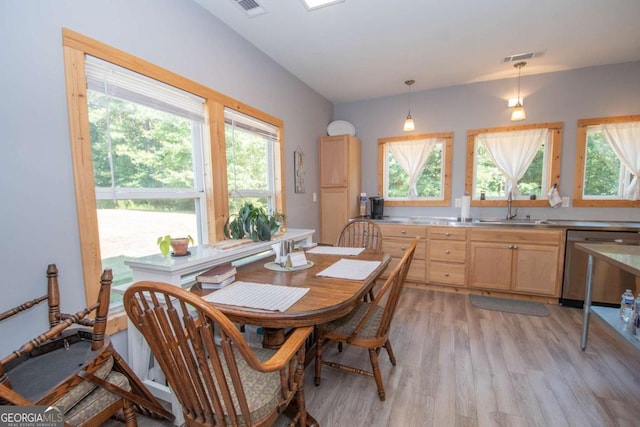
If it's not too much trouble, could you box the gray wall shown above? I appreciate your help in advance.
[334,61,640,221]
[0,0,331,356]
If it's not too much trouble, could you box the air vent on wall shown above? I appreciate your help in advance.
[502,51,545,63]
[232,0,268,17]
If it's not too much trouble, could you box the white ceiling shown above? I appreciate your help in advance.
[193,0,640,103]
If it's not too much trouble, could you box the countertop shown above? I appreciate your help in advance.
[372,216,640,231]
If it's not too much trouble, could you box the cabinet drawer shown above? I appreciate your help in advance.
[427,262,466,286]
[428,240,466,262]
[382,237,426,259]
[428,226,467,241]
[469,228,563,245]
[379,224,427,239]
[382,257,426,283]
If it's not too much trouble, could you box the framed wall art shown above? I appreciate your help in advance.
[294,149,305,193]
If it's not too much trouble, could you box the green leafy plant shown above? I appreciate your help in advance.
[224,203,280,242]
[157,235,194,256]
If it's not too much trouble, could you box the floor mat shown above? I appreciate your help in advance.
[469,294,549,316]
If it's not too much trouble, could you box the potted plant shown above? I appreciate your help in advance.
[224,203,281,242]
[157,235,194,256]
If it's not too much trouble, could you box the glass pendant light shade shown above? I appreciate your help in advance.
[511,62,527,122]
[511,104,526,121]
[403,79,415,132]
[403,114,415,131]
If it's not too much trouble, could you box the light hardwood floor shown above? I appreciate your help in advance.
[112,288,640,427]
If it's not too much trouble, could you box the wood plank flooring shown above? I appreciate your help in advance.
[111,288,640,427]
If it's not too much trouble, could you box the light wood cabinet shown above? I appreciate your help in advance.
[427,226,467,287]
[378,224,427,283]
[468,228,565,297]
[319,135,361,244]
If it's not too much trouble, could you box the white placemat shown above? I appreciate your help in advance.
[306,246,365,256]
[316,258,382,280]
[202,281,309,312]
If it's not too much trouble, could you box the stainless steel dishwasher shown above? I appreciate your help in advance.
[561,229,640,308]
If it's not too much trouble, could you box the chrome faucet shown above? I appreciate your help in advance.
[506,190,518,220]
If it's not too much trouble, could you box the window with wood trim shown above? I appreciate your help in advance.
[62,29,285,331]
[465,123,562,207]
[377,132,453,207]
[574,115,640,207]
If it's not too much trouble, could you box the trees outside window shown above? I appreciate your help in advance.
[225,109,277,214]
[87,57,206,304]
[378,132,453,207]
[575,116,640,206]
[466,123,562,207]
[63,29,285,326]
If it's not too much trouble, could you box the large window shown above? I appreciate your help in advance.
[225,109,278,214]
[574,115,640,207]
[466,123,562,206]
[87,57,207,303]
[63,29,285,332]
[377,132,453,207]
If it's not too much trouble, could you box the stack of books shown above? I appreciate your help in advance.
[196,264,236,289]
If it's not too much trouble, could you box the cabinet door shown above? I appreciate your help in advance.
[468,242,512,290]
[319,136,349,187]
[512,244,561,296]
[319,187,349,245]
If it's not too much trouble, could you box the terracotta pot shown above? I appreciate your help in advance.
[170,238,190,255]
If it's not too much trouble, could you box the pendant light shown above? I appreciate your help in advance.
[511,62,526,121]
[403,79,415,132]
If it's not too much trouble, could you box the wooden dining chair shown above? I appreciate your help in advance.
[124,281,313,427]
[336,218,384,302]
[0,264,173,427]
[314,236,419,401]
[336,219,383,253]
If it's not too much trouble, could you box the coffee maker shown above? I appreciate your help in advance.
[369,196,384,219]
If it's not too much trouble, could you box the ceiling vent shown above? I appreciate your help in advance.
[232,0,268,17]
[502,51,545,63]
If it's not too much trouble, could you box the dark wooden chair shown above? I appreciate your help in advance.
[124,281,313,427]
[314,236,419,401]
[336,219,384,303]
[0,264,173,427]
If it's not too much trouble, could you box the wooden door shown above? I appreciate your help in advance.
[468,241,513,291]
[319,135,349,187]
[511,244,561,296]
[320,187,349,245]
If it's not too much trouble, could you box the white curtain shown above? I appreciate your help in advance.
[388,139,437,197]
[477,129,548,197]
[601,122,640,200]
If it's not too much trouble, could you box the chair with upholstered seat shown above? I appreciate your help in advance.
[0,264,173,427]
[124,281,312,427]
[314,236,419,401]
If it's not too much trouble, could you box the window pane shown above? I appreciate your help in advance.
[473,142,545,198]
[584,129,627,197]
[386,143,443,198]
[98,200,199,304]
[89,91,195,189]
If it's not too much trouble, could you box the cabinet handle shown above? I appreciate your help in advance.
[445,232,451,236]
[444,272,450,277]
[507,244,519,249]
[507,244,513,249]
[512,245,518,249]
[401,246,407,251]
[401,230,407,234]
[445,250,450,254]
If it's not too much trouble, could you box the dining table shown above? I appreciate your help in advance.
[191,248,391,349]
[190,247,391,427]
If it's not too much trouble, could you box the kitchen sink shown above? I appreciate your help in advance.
[472,218,556,225]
